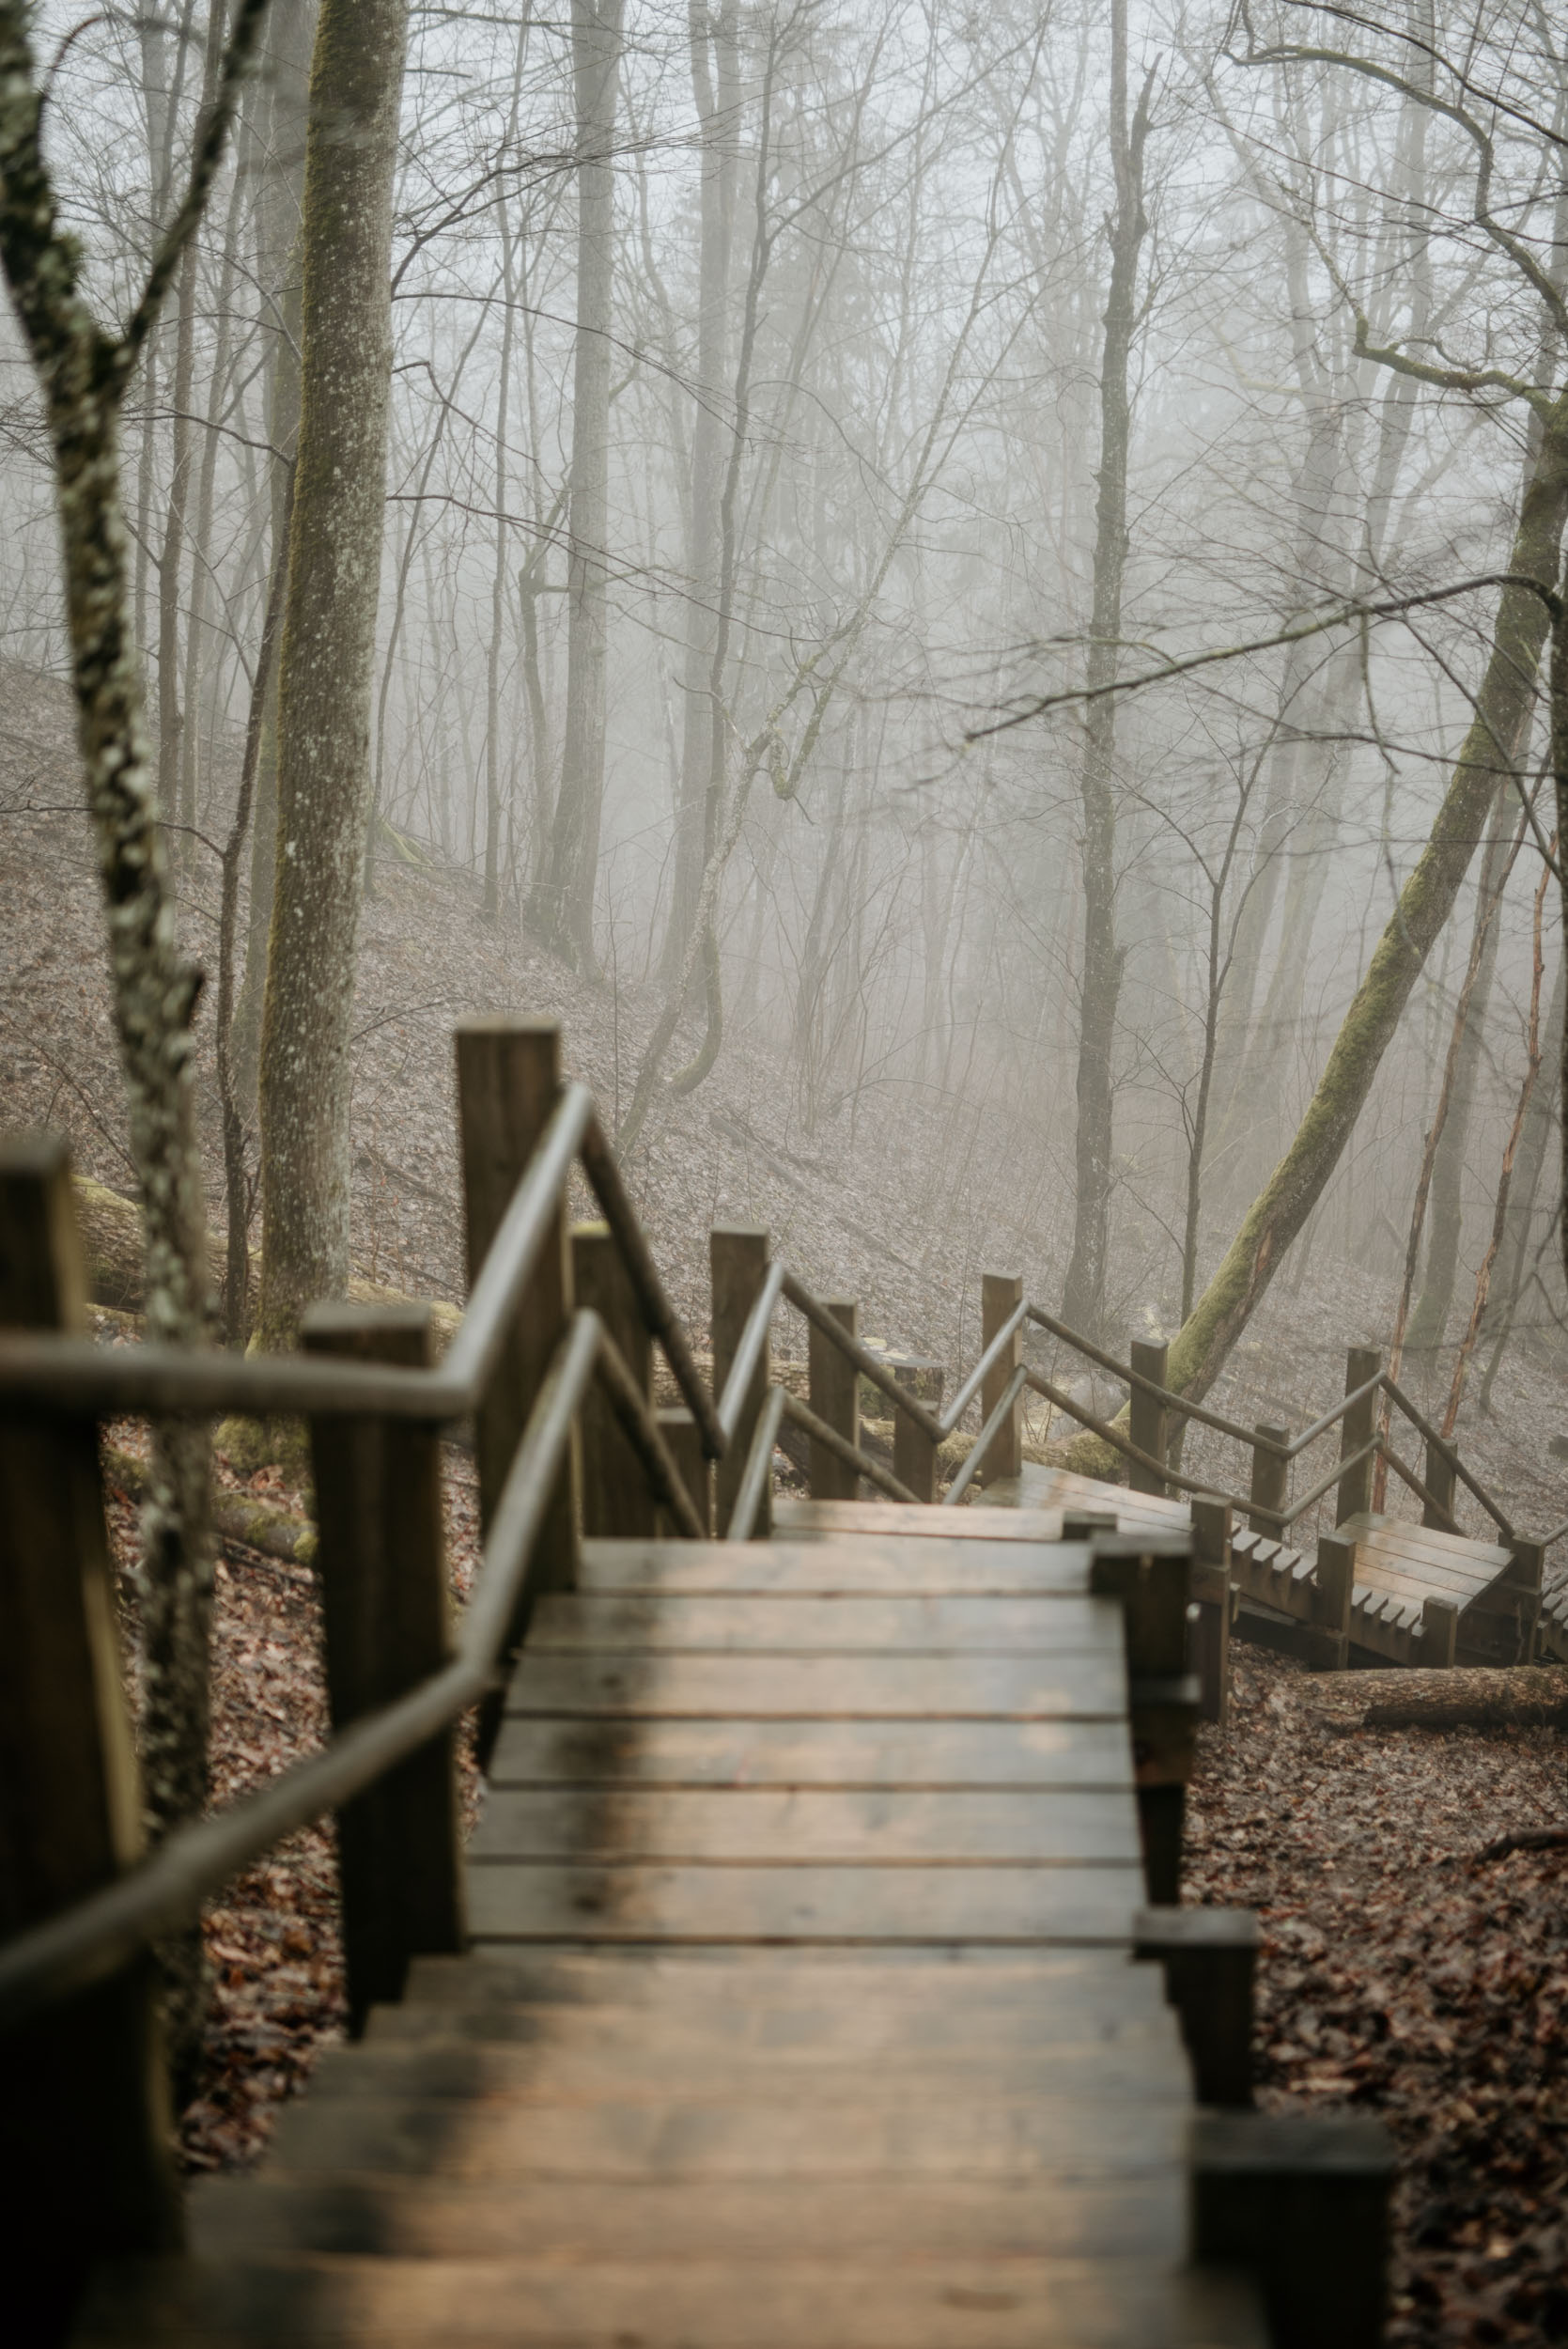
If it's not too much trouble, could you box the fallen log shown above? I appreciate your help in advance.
[1297,1665,1568,1733]
[102,1442,317,1573]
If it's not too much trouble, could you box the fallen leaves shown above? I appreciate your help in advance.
[1188,1648,1568,2346]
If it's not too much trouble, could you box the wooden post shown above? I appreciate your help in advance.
[712,1225,770,1536]
[1336,1345,1381,1525]
[1310,1530,1354,1672]
[1090,1537,1195,1905]
[572,1222,655,1537]
[0,1138,182,2326]
[1248,1423,1289,1536]
[1189,1496,1232,1726]
[1192,2109,1395,2349]
[894,1361,943,1504]
[807,1298,859,1501]
[303,1303,465,2030]
[456,1021,578,1763]
[1128,1338,1169,1496]
[1421,1437,1457,1530]
[1421,1593,1458,1667]
[1508,1537,1545,1663]
[656,1408,709,1537]
[1134,1904,1256,2107]
[978,1270,1023,1486]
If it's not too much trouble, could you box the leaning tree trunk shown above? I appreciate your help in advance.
[533,0,625,973]
[0,0,266,2093]
[1168,412,1568,1406]
[256,0,410,1351]
[1406,782,1516,1350]
[1060,0,1150,1338]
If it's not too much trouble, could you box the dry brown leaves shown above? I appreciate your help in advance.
[1188,1647,1568,2347]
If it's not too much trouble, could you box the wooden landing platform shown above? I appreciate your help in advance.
[843,1467,1532,1671]
[76,1526,1264,2348]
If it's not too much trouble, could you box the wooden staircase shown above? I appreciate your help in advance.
[72,1520,1268,2348]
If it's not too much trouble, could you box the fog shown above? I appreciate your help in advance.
[2,0,1562,1385]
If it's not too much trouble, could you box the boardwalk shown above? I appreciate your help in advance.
[75,1517,1265,2347]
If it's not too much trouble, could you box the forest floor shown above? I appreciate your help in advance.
[6,661,1568,2336]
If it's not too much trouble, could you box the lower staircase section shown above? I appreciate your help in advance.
[75,1523,1266,2347]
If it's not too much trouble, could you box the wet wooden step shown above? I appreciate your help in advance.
[488,1715,1136,1789]
[470,1786,1143,1865]
[503,1651,1128,1720]
[75,2250,1267,2347]
[527,1592,1121,1653]
[580,1535,1094,1595]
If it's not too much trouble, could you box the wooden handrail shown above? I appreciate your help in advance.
[0,1310,603,2029]
[943,1363,1029,1504]
[717,1258,787,1445]
[579,1110,724,1458]
[782,1271,946,1440]
[728,1386,788,1539]
[1379,1371,1514,1540]
[1023,1367,1251,1516]
[941,1299,1029,1438]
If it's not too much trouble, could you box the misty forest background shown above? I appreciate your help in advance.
[3,0,1567,1476]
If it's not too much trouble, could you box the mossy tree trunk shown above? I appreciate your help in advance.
[0,0,268,2090]
[256,0,410,1352]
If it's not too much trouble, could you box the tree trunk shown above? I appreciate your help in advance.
[1060,3,1150,1338]
[1406,783,1517,1349]
[533,0,625,972]
[232,0,312,1121]
[1478,951,1563,1407]
[660,0,738,983]
[1169,414,1568,1406]
[256,0,410,1351]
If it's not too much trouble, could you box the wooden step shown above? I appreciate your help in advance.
[75,2250,1267,2346]
[488,1715,1137,1789]
[189,2172,1188,2263]
[502,1651,1128,1719]
[470,1786,1143,1865]
[465,1858,1147,1943]
[580,1536,1093,1595]
[528,1592,1121,1653]
[397,1947,1164,2010]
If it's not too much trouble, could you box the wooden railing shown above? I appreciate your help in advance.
[0,1011,1557,2285]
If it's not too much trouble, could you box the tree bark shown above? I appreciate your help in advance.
[1060,2,1151,1338]
[256,0,410,1350]
[532,0,625,972]
[1169,415,1568,1405]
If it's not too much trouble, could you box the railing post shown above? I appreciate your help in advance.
[1336,1346,1381,1525]
[1249,1423,1289,1536]
[1508,1538,1544,1663]
[572,1222,655,1538]
[894,1361,944,1504]
[1421,1594,1458,1667]
[1090,1537,1195,1905]
[657,1407,710,1537]
[1421,1437,1458,1530]
[0,1138,181,2320]
[1311,1531,1354,1672]
[712,1224,770,1536]
[807,1297,859,1501]
[978,1271,1023,1486]
[303,1303,464,2029]
[456,1020,579,1763]
[1189,1496,1233,1726]
[1128,1338,1169,1496]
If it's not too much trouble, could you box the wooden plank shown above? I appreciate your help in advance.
[502,1651,1129,1720]
[73,2250,1267,2348]
[261,2082,1191,2178]
[487,1715,1136,1790]
[190,2171,1188,2263]
[466,1859,1147,1942]
[579,1535,1095,1595]
[1338,1513,1510,1572]
[772,1500,1077,1541]
[1349,1527,1507,1585]
[527,1593,1123,1655]
[300,2037,1192,2104]
[401,1947,1162,2011]
[470,1788,1142,1865]
[370,1973,1173,2048]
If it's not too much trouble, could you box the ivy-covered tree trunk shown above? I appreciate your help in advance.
[256,0,410,1351]
[0,0,267,2091]
[1169,420,1568,1405]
